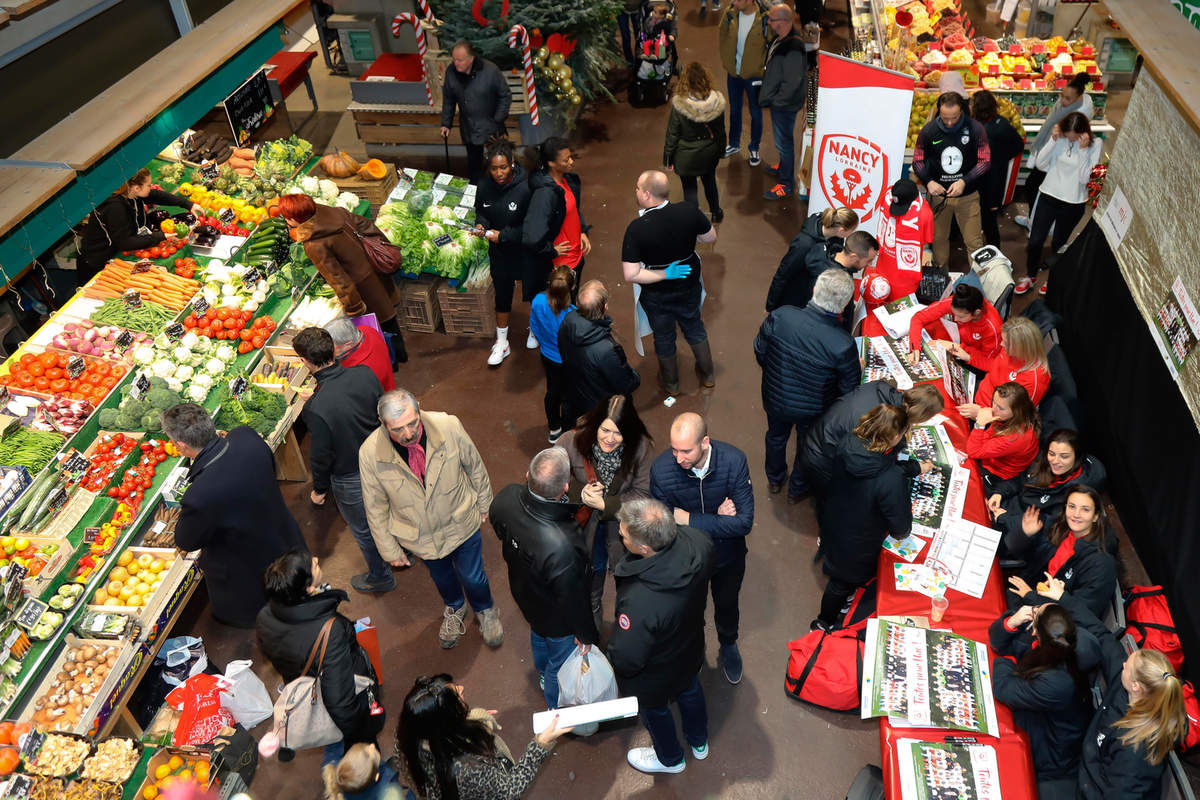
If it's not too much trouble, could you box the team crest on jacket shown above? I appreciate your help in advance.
[817,133,888,224]
[508,201,518,211]
[1040,494,1050,504]
[1009,371,1018,380]
[972,332,981,339]
[618,613,631,630]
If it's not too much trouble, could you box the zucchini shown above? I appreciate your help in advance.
[19,475,65,531]
[12,468,59,531]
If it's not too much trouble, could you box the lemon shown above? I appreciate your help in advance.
[117,550,134,567]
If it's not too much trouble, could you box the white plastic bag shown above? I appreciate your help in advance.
[218,660,273,729]
[556,647,618,707]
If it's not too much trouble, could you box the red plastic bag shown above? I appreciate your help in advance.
[166,672,236,746]
[1124,585,1185,673]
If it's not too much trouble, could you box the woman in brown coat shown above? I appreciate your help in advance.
[555,394,653,626]
[278,193,406,361]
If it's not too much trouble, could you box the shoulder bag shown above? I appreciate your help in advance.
[342,221,403,275]
[272,618,371,750]
[574,458,599,529]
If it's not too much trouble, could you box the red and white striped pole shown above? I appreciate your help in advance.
[392,13,434,106]
[415,0,435,21]
[507,24,539,126]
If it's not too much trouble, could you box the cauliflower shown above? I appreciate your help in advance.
[192,337,213,354]
[181,332,200,350]
[172,345,192,363]
[285,185,305,195]
[192,373,215,389]
[165,377,184,394]
[204,358,225,376]
[300,176,320,195]
[175,365,195,382]
[318,179,339,201]
[132,345,156,365]
[186,383,209,403]
[215,345,237,363]
[151,359,175,379]
[336,191,360,210]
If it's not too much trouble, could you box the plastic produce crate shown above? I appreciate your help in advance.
[436,283,495,338]
[397,275,443,334]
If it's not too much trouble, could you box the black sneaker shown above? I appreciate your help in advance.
[711,209,724,223]
[719,643,742,684]
[810,619,834,633]
[748,149,761,166]
[351,573,397,593]
[711,0,721,9]
[768,482,783,494]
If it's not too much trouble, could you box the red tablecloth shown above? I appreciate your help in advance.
[875,389,1039,798]
[265,50,317,100]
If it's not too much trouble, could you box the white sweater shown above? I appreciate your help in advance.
[1035,136,1103,205]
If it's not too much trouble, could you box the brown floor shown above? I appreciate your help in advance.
[176,2,1169,799]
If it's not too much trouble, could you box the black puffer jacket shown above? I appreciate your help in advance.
[800,380,914,492]
[476,163,541,295]
[819,434,913,584]
[440,57,511,145]
[303,363,383,494]
[490,484,598,644]
[764,213,841,311]
[1008,527,1119,620]
[755,303,859,422]
[989,612,1101,782]
[256,589,383,745]
[607,525,714,707]
[523,170,587,270]
[759,33,808,110]
[993,455,1108,541]
[558,311,641,426]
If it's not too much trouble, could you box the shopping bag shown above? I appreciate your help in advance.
[556,646,618,707]
[166,672,237,746]
[355,618,383,685]
[219,660,273,729]
[159,635,209,688]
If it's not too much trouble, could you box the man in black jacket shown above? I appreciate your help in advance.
[491,448,599,710]
[608,498,714,775]
[164,404,306,627]
[440,41,512,184]
[558,279,641,426]
[759,5,809,200]
[293,327,391,593]
[801,230,880,320]
[755,269,858,503]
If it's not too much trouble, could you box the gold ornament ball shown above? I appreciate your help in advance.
[547,52,565,70]
[535,47,550,61]
[560,65,573,79]
[568,93,582,106]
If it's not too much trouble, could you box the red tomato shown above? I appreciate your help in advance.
[223,318,238,330]
[237,341,252,354]
[45,367,63,380]
[34,377,50,390]
[239,330,252,341]
[49,378,68,392]
[251,336,265,349]
[109,365,126,377]
[205,308,218,321]
[26,362,44,377]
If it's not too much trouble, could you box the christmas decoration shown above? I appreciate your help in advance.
[392,13,435,106]
[417,0,436,21]
[508,24,540,125]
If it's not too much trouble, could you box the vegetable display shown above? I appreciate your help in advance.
[0,428,65,474]
[0,351,125,404]
[32,397,95,436]
[98,378,185,431]
[89,259,200,311]
[317,151,360,178]
[376,200,487,280]
[49,321,152,360]
[90,298,177,333]
[27,644,119,731]
[257,135,314,175]
[215,382,287,437]
[286,175,361,211]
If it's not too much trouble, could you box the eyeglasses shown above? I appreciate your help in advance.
[768,16,788,22]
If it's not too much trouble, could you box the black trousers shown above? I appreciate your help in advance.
[541,355,566,431]
[818,575,857,627]
[1024,167,1046,207]
[708,540,747,645]
[466,143,485,185]
[680,172,720,215]
[1025,193,1086,278]
[764,413,813,497]
[980,205,1001,247]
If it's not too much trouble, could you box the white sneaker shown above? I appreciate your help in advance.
[627,747,685,774]
[691,742,709,760]
[487,340,510,366]
[1014,214,1032,230]
[526,330,539,349]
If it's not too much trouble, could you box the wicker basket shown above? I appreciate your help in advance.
[321,163,399,216]
[397,274,443,333]
[437,283,496,338]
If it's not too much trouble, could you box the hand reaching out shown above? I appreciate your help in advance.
[957,403,981,420]
[1008,575,1034,598]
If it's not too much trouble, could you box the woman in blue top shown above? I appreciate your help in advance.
[529,265,576,442]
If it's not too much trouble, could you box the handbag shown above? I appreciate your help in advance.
[342,222,403,274]
[574,459,599,529]
[272,618,371,750]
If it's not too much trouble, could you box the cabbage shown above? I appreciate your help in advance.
[425,204,457,223]
[422,221,446,239]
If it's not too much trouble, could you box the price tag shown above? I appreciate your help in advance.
[433,234,454,248]
[18,729,46,763]
[132,258,154,274]
[61,449,92,476]
[1031,42,1046,54]
[434,173,454,185]
[46,486,69,511]
[192,294,210,316]
[124,289,142,309]
[0,386,9,404]
[262,259,279,276]
[2,772,33,800]
[14,598,47,631]
[112,330,135,353]
[164,322,186,343]
[431,188,447,204]
[178,131,195,152]
[453,205,471,220]
[67,356,86,379]
[83,526,101,544]
[402,167,418,179]
[229,375,250,396]
[131,372,152,400]
[292,285,305,302]
[988,64,999,75]
[242,267,262,287]
[219,208,237,224]
[199,161,219,181]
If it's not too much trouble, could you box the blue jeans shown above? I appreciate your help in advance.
[641,674,708,767]
[593,520,611,574]
[617,11,637,65]
[322,741,416,800]
[726,75,763,151]
[764,413,813,497]
[640,292,707,358]
[422,530,494,612]
[531,632,577,708]
[770,107,799,192]
[330,474,393,585]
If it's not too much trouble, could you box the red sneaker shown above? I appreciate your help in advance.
[1038,281,1048,296]
[1013,277,1034,295]
[763,183,791,200]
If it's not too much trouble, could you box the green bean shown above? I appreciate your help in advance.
[0,428,66,474]
[91,297,176,333]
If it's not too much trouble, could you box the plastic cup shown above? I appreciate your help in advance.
[931,594,949,623]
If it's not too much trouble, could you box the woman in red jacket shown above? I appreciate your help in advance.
[952,316,1051,413]
[907,283,1003,366]
[966,381,1040,490]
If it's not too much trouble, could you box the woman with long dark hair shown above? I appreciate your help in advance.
[970,89,1026,247]
[1007,484,1118,618]
[664,61,727,221]
[523,137,590,306]
[990,603,1100,798]
[556,394,654,624]
[964,381,1040,490]
[988,429,1108,537]
[476,138,535,367]
[529,265,576,442]
[396,674,570,800]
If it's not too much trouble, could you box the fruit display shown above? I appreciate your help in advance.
[0,537,59,573]
[80,736,140,782]
[141,752,212,798]
[22,732,91,774]
[77,433,139,491]
[0,351,125,406]
[905,90,1026,149]
[175,184,268,228]
[28,644,119,731]
[92,548,173,610]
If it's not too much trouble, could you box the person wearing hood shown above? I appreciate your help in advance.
[1016,73,1094,231]
[557,280,641,428]
[523,137,590,307]
[257,551,384,757]
[764,207,858,311]
[989,601,1102,799]
[607,498,714,775]
[664,62,728,222]
[814,405,932,631]
[800,382,943,496]
[755,269,860,502]
[912,91,991,269]
[476,139,536,367]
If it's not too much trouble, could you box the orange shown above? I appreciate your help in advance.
[194,761,210,782]
[179,770,193,782]
[154,764,171,781]
[143,788,158,800]
[168,755,183,771]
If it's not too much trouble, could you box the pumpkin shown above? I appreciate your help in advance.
[318,153,357,178]
[358,159,388,180]
[266,198,282,218]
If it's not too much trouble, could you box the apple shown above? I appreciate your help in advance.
[0,537,12,550]
[13,539,28,552]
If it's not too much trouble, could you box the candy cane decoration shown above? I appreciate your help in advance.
[392,13,434,106]
[415,0,435,21]
[507,24,539,126]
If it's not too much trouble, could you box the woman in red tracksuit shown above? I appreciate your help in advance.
[950,316,1051,411]
[907,283,1003,366]
[965,381,1040,491]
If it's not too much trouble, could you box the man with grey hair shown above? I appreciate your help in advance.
[163,403,304,628]
[754,268,859,502]
[490,448,598,709]
[607,497,714,774]
[358,389,501,649]
[325,316,397,391]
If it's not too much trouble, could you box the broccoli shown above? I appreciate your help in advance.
[141,410,163,432]
[147,387,181,411]
[115,408,142,430]
[121,397,149,420]
[98,408,121,430]
[148,376,169,390]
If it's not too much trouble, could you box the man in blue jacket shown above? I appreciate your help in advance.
[650,412,754,684]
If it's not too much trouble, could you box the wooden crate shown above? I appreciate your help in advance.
[397,274,443,333]
[436,283,495,338]
[317,163,399,215]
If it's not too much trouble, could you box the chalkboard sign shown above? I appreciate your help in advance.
[131,372,152,400]
[198,161,219,182]
[67,356,86,379]
[224,69,276,147]
[165,322,186,342]
[242,268,262,287]
[230,376,250,397]
[434,234,454,248]
[193,294,210,316]
[115,330,134,351]
[124,289,142,309]
[15,598,47,631]
[132,258,154,274]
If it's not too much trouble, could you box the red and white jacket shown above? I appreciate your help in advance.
[909,297,1003,363]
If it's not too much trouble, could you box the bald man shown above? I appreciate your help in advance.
[649,412,754,685]
[622,170,719,396]
[759,4,808,200]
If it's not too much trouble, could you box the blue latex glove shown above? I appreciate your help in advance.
[663,259,692,280]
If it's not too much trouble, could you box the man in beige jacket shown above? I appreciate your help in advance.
[359,389,502,649]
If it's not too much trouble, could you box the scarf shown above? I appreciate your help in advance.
[591,442,624,491]
[1047,464,1084,489]
[401,421,427,485]
[1047,534,1078,578]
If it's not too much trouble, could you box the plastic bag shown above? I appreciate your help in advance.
[556,647,618,707]
[218,660,273,729]
[159,636,209,688]
[166,672,236,746]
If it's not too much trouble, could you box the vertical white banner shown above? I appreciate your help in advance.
[809,53,915,228]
